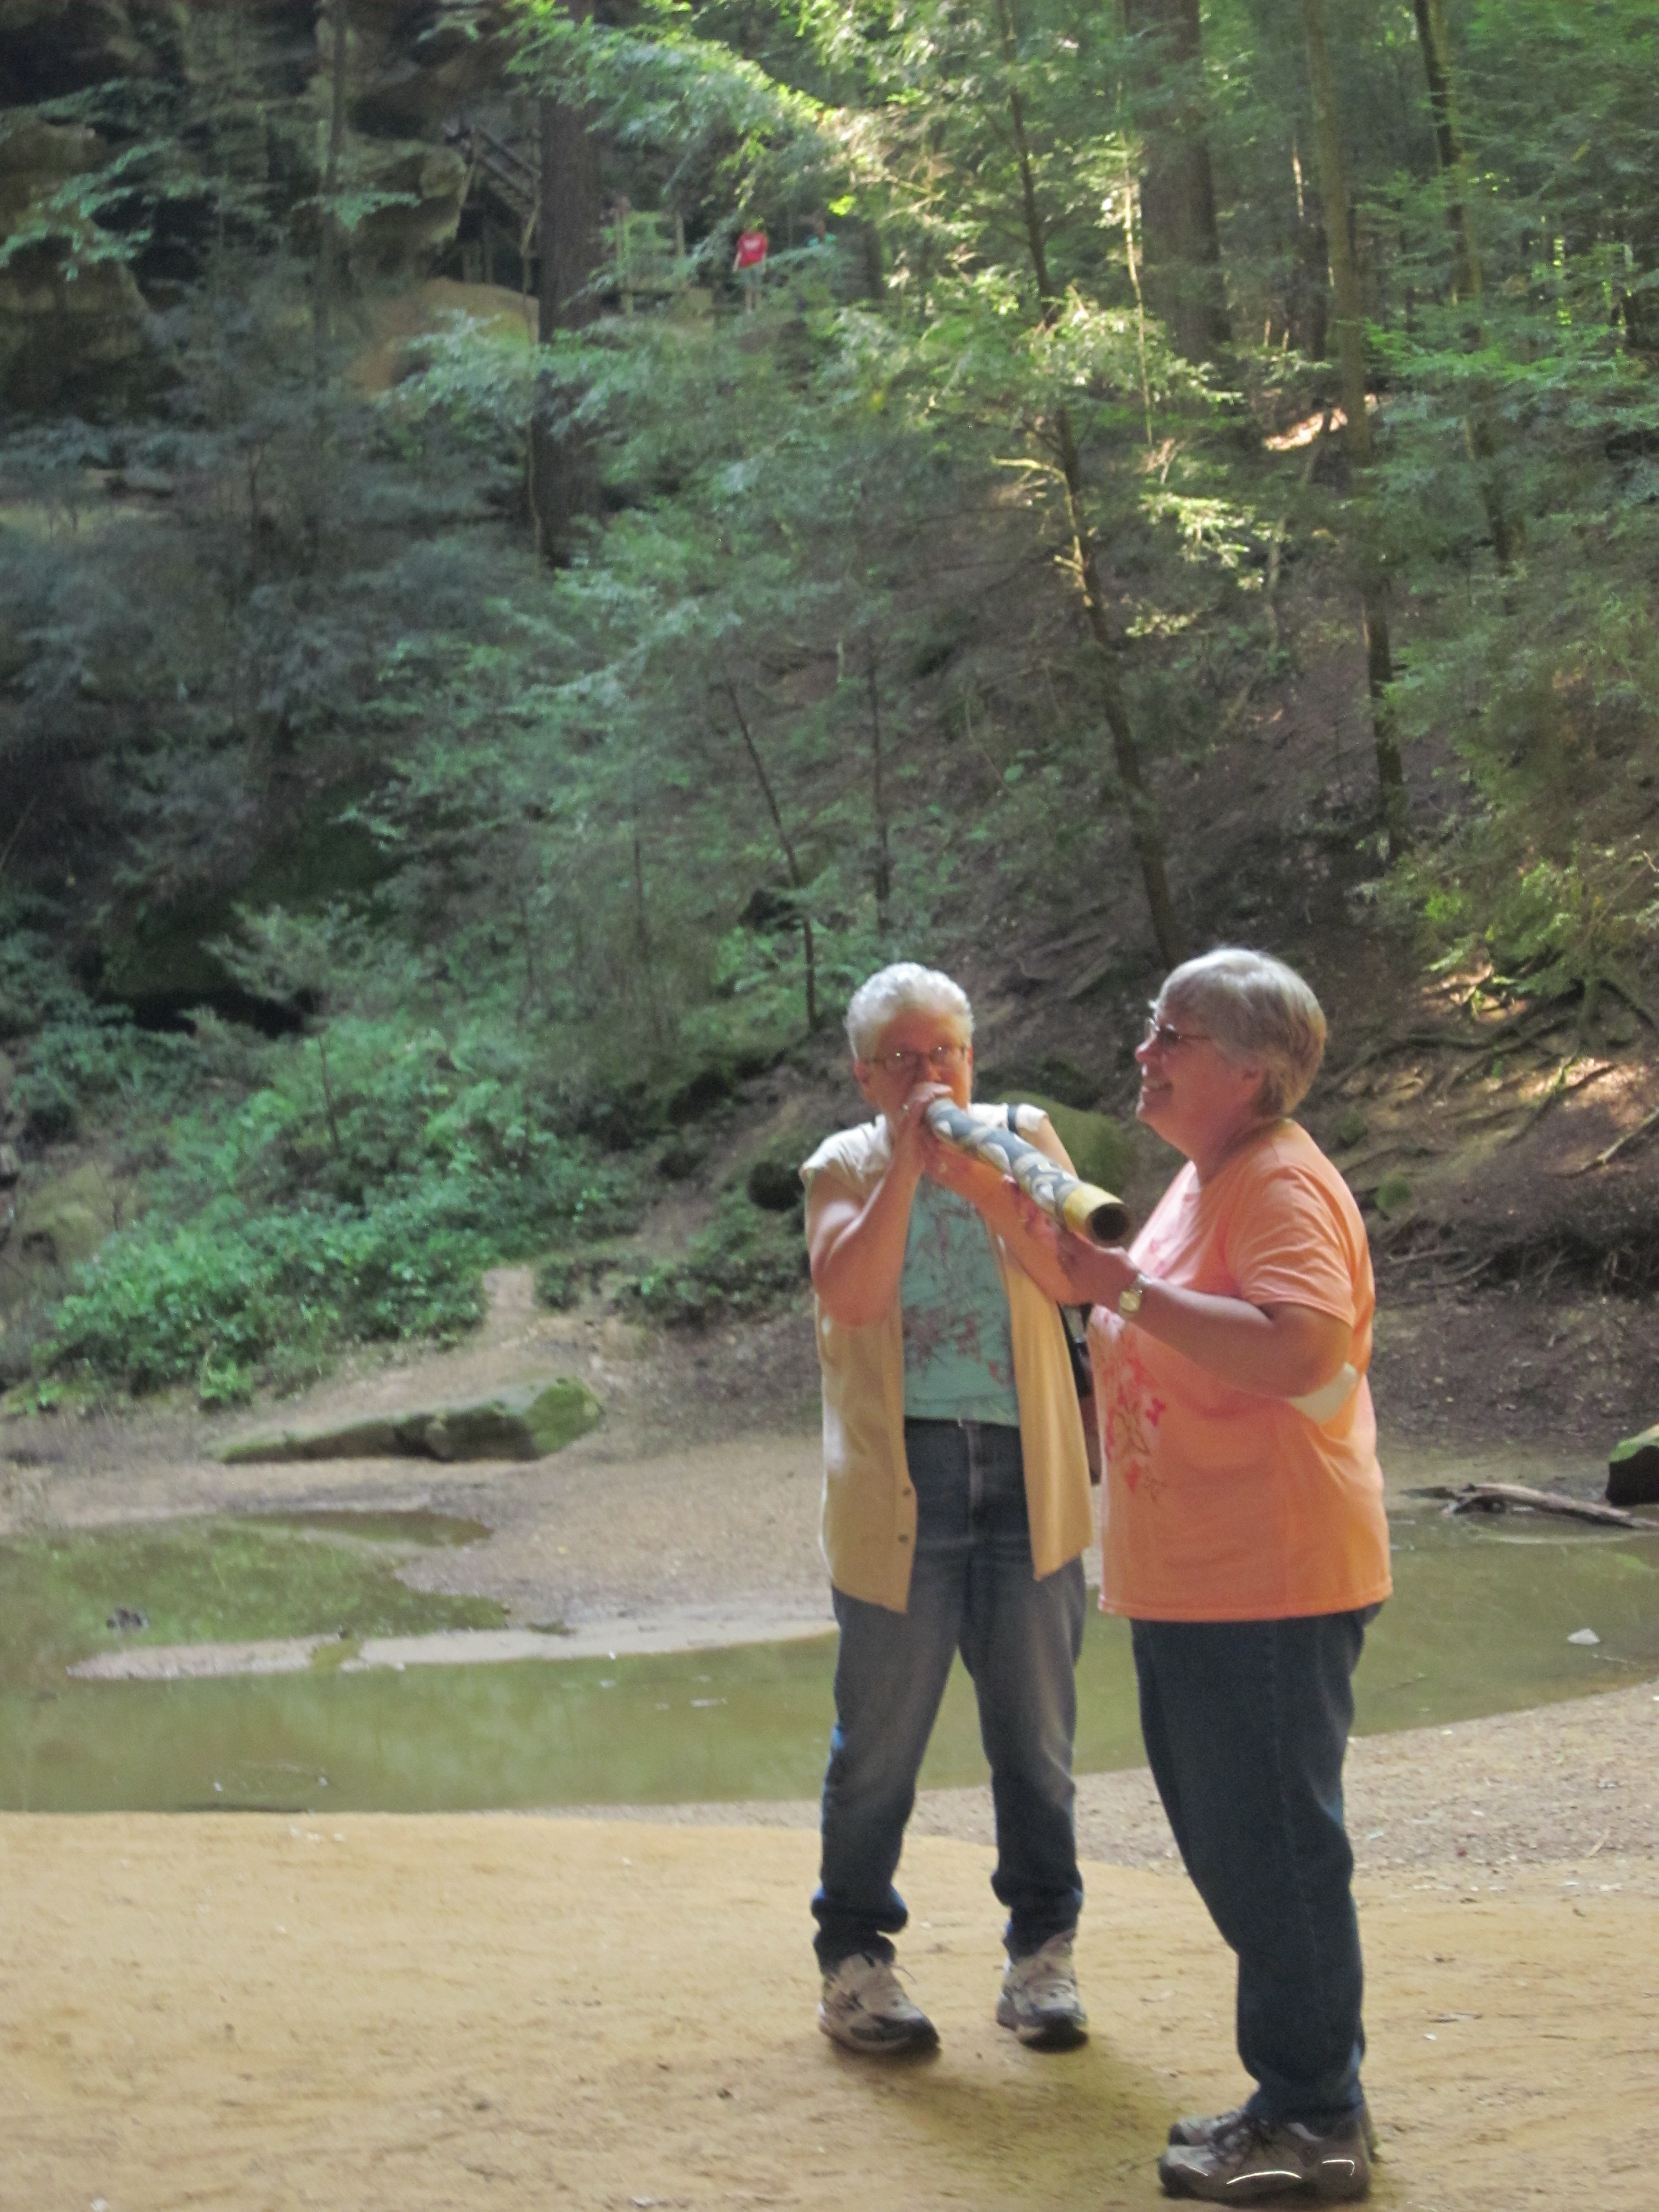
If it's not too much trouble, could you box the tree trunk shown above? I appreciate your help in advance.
[313,0,349,367]
[530,6,604,565]
[718,670,821,1034]
[1000,0,1182,963]
[1285,137,1329,358]
[1051,406,1184,967]
[1412,0,1477,303]
[995,0,1056,315]
[1412,0,1519,568]
[1120,0,1231,362]
[865,637,892,934]
[1301,0,1411,858]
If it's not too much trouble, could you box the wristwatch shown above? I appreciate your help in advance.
[1117,1274,1146,1318]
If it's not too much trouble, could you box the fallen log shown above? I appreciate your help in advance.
[1430,1481,1639,1528]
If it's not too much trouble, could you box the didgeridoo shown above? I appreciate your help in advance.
[925,1100,1131,1246]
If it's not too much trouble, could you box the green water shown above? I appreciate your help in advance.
[0,1511,505,1697]
[2,1511,1656,1813]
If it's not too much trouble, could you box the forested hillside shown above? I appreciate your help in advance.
[1,0,1656,1440]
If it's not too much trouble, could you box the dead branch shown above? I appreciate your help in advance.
[1578,1099,1659,1173]
[1506,1055,1619,1142]
[1427,1481,1637,1527]
[1327,1008,1562,1086]
[1602,971,1659,1035]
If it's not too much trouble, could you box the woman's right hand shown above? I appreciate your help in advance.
[889,1079,954,1184]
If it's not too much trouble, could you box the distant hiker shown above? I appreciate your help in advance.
[1032,947,1389,2204]
[733,222,768,310]
[800,961,1094,2057]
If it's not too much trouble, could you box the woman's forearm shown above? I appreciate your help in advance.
[807,1164,920,1328]
[963,1169,1083,1306]
[1124,1280,1352,1401]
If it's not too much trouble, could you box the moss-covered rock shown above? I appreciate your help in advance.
[1,1160,132,1313]
[220,1379,602,1466]
[1001,1092,1135,1200]
[1608,1423,1659,1507]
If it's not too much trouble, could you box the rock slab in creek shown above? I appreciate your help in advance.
[218,1380,602,1467]
[1607,1423,1659,1507]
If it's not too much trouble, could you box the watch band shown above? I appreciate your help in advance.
[1117,1274,1146,1318]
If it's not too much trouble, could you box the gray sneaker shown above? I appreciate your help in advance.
[1167,2105,1249,2148]
[995,1933,1088,2049]
[1157,2110,1371,2203]
[1169,2106,1378,2160]
[818,1952,938,2054]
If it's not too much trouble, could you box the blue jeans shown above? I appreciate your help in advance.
[813,1418,1087,1969]
[1131,1609,1380,2129]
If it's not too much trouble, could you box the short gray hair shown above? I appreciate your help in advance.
[845,962,973,1060]
[1159,947,1327,1119]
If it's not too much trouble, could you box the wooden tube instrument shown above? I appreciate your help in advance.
[925,1100,1131,1245]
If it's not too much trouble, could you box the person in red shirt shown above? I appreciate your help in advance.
[733,221,768,311]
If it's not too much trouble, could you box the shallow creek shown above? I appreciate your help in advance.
[2,1508,1656,1813]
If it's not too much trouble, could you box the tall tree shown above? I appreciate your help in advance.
[985,0,1183,963]
[529,2,606,563]
[1300,0,1410,858]
[1412,0,1475,303]
[1120,0,1231,363]
[1411,0,1517,570]
[314,0,351,367]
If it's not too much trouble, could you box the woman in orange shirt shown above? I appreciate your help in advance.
[1045,948,1389,2205]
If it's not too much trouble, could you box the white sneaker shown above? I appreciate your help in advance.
[818,1952,939,2054]
[996,1933,1088,2048]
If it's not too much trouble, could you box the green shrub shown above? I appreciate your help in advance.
[0,925,194,1141]
[622,1192,808,1327]
[745,1155,805,1212]
[43,1185,493,1397]
[34,1016,645,1397]
[533,1251,589,1310]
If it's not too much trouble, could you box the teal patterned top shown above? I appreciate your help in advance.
[900,1179,1020,1425]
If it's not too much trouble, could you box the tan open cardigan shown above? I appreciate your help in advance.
[800,1105,1093,1613]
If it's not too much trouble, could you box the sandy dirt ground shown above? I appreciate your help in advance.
[6,1271,1659,2208]
[3,1812,1658,2212]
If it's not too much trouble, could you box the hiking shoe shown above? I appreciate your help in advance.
[1168,2107,1378,2160]
[818,1952,938,2055]
[995,1933,1088,2049]
[1158,2111,1370,2202]
[1167,2106,1249,2148]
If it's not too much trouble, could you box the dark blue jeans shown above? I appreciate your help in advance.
[1131,1609,1380,2129]
[814,1418,1087,1969]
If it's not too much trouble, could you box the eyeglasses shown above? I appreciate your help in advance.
[868,1042,969,1077]
[1142,1016,1212,1053]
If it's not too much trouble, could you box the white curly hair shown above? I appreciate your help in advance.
[844,962,973,1061]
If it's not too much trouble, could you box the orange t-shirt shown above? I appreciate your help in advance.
[1090,1120,1391,1623]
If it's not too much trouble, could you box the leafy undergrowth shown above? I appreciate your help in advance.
[619,1190,810,1327]
[0,1516,505,1695]
[10,988,644,1406]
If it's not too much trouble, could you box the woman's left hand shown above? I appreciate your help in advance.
[1006,1183,1136,1305]
[1052,1237,1139,1309]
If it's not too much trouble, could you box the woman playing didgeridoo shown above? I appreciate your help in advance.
[1028,948,1389,2204]
[801,962,1094,2056]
